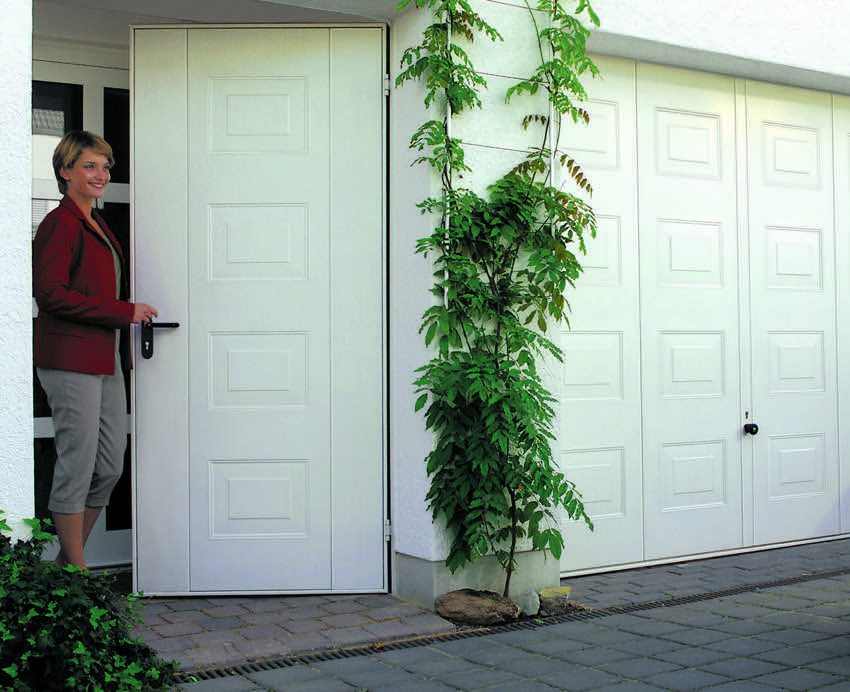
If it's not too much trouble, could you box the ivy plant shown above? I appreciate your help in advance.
[397,0,600,597]
[0,510,176,691]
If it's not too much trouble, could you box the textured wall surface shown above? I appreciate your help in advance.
[588,0,850,93]
[0,0,33,536]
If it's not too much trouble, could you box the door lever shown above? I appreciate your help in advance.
[141,319,180,359]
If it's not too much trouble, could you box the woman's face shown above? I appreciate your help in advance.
[61,148,111,204]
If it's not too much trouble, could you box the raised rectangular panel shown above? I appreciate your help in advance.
[655,108,720,179]
[579,215,621,285]
[560,99,619,169]
[209,77,307,153]
[210,332,307,408]
[560,448,625,519]
[657,219,722,286]
[766,226,823,290]
[661,441,726,510]
[768,331,825,393]
[762,122,820,188]
[661,332,724,398]
[768,434,825,499]
[562,332,623,400]
[208,204,308,281]
[210,459,308,537]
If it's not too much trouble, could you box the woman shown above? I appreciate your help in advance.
[33,130,157,570]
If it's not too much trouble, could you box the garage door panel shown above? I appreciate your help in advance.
[638,64,743,559]
[747,80,839,544]
[558,55,643,571]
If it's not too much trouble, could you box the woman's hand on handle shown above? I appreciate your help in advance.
[131,303,159,324]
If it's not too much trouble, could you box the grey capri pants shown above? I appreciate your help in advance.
[37,352,127,515]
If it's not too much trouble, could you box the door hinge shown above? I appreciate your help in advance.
[383,519,392,542]
[383,74,391,97]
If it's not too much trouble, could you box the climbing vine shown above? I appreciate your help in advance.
[397,0,600,597]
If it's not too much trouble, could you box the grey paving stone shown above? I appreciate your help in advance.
[320,612,372,628]
[155,621,205,637]
[185,644,246,668]
[751,668,843,691]
[149,635,198,653]
[195,616,248,632]
[363,604,426,620]
[236,623,288,640]
[704,619,783,636]
[161,610,207,624]
[598,656,682,679]
[176,674,263,691]
[517,637,597,657]
[242,611,289,625]
[654,645,732,667]
[281,631,334,654]
[701,682,777,691]
[322,599,368,614]
[431,666,522,688]
[753,645,836,667]
[699,656,786,679]
[704,636,784,657]
[401,612,456,635]
[190,630,249,648]
[232,637,290,660]
[323,626,377,646]
[755,626,830,646]
[643,668,730,690]
[659,627,738,646]
[556,645,636,666]
[537,666,624,691]
[369,680,457,692]
[246,663,327,685]
[281,617,326,634]
[809,654,850,676]
[497,652,573,677]
[367,681,456,692]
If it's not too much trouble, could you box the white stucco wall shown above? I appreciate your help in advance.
[589,0,850,93]
[389,6,446,562]
[0,0,33,537]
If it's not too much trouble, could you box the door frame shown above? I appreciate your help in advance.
[130,23,390,595]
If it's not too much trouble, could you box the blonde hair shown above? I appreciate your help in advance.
[53,130,114,195]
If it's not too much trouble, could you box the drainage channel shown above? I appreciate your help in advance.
[172,564,850,684]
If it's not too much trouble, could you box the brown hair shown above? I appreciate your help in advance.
[53,130,114,195]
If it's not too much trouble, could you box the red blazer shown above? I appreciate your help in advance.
[33,196,135,375]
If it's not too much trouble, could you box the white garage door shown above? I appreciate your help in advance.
[560,57,846,573]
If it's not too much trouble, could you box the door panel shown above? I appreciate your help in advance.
[637,64,743,558]
[134,26,385,594]
[558,56,644,571]
[746,81,839,543]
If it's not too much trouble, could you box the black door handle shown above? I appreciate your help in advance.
[743,423,759,435]
[141,320,180,359]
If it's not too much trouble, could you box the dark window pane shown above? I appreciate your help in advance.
[105,436,132,531]
[34,437,57,528]
[32,81,83,135]
[104,87,130,184]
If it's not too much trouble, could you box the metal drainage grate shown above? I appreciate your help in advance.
[172,564,850,685]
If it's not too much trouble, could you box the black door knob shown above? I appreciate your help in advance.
[743,423,759,435]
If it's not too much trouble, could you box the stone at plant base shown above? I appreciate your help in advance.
[515,590,540,617]
[538,585,572,614]
[435,588,520,625]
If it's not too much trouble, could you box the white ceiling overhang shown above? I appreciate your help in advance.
[43,0,402,22]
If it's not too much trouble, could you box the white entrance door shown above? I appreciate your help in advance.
[133,26,386,594]
[746,81,839,543]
